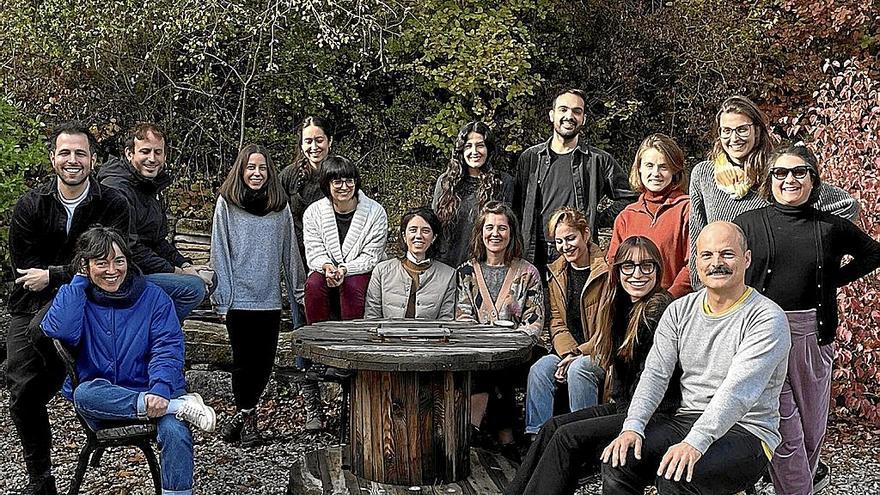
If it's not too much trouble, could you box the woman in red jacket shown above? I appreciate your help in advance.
[608,133,691,298]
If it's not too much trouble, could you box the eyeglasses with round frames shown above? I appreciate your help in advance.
[769,166,812,181]
[331,178,356,189]
[617,261,657,276]
[719,123,754,139]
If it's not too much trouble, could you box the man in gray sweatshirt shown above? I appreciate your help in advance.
[600,221,790,494]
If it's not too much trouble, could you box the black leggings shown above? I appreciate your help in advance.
[226,309,281,410]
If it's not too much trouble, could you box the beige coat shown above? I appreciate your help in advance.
[364,258,457,319]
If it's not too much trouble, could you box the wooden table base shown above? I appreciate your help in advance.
[349,370,472,485]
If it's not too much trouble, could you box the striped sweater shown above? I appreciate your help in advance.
[688,159,860,287]
[302,191,388,275]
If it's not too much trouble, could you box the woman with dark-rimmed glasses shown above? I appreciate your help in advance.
[505,236,679,495]
[734,144,880,495]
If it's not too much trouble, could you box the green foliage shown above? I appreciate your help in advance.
[0,101,46,275]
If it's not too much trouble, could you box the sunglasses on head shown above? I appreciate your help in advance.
[769,165,812,181]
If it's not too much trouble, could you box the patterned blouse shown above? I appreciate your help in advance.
[455,257,545,346]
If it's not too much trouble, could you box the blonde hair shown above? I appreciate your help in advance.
[629,133,688,193]
[546,206,589,240]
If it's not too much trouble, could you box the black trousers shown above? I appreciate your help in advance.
[226,309,282,410]
[6,303,66,480]
[506,403,622,495]
[602,414,768,495]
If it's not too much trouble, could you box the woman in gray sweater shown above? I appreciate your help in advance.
[364,207,456,320]
[210,144,305,446]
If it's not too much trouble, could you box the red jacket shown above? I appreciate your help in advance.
[608,190,691,298]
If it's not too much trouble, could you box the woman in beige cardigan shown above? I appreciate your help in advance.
[364,207,456,319]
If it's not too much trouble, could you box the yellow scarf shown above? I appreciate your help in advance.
[712,154,752,200]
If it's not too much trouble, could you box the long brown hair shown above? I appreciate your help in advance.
[588,236,665,369]
[708,95,775,187]
[435,121,504,225]
[468,201,523,264]
[219,144,288,212]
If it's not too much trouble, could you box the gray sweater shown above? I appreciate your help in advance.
[622,288,790,453]
[210,195,305,315]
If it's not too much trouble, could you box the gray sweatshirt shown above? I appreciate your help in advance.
[210,195,305,315]
[622,287,790,453]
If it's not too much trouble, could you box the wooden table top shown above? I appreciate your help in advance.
[291,319,535,372]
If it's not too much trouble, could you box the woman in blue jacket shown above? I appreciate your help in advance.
[41,227,216,495]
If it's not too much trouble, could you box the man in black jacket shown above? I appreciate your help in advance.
[7,122,131,495]
[97,122,210,322]
[513,89,635,268]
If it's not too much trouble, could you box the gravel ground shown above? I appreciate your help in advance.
[2,370,878,495]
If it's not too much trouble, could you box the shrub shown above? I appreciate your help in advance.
[782,59,880,422]
[0,101,46,281]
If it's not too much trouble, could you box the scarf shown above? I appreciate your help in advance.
[241,187,270,216]
[86,266,147,309]
[712,153,752,200]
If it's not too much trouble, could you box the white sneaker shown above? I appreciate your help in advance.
[176,393,217,432]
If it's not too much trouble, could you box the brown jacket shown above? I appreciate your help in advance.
[546,241,609,357]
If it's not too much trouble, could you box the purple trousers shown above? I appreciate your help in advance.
[770,309,835,495]
[304,271,371,324]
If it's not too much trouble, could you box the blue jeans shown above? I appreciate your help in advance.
[525,353,605,433]
[73,379,194,495]
[146,273,207,323]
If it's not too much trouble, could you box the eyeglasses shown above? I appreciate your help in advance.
[331,178,356,189]
[617,261,657,276]
[719,123,754,139]
[769,166,812,181]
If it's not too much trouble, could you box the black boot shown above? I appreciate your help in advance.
[301,381,324,431]
[240,409,263,448]
[220,410,245,443]
[14,474,57,495]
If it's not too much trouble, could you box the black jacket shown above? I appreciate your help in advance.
[97,156,189,274]
[735,204,880,345]
[8,177,131,314]
[513,138,635,263]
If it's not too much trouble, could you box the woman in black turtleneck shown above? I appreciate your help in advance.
[734,144,880,495]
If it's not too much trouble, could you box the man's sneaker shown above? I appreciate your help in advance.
[176,393,216,432]
[240,410,264,447]
[813,460,831,494]
[220,411,245,443]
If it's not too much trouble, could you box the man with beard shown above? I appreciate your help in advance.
[513,88,635,267]
[600,221,790,494]
[98,122,210,322]
[7,122,131,495]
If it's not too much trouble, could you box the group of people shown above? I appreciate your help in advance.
[5,88,879,495]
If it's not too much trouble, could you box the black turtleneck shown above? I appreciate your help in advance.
[762,204,819,310]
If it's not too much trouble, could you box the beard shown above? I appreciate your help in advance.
[554,118,582,139]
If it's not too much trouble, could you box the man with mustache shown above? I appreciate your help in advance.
[513,88,635,268]
[600,221,790,494]
[98,122,210,322]
[7,122,131,495]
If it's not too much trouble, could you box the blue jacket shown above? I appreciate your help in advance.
[41,272,186,400]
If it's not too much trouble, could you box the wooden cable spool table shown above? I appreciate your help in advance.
[291,319,535,486]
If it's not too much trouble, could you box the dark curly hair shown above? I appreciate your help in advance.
[435,121,505,226]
